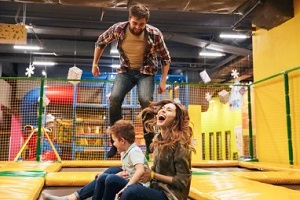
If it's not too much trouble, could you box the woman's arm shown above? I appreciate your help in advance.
[146,145,191,188]
[150,170,173,184]
[140,168,173,184]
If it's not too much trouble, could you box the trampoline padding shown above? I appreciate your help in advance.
[0,161,62,172]
[191,173,300,199]
[45,171,100,186]
[0,176,44,200]
[228,171,300,184]
[62,160,122,167]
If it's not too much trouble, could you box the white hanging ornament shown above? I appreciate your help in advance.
[231,69,240,79]
[67,66,82,84]
[205,92,212,102]
[199,69,211,83]
[25,63,35,77]
[173,97,181,104]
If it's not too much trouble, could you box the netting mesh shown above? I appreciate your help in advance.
[252,70,300,164]
[0,75,250,162]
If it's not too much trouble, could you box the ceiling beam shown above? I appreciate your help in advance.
[164,33,251,56]
[27,26,252,56]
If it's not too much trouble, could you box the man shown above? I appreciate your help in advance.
[92,3,171,158]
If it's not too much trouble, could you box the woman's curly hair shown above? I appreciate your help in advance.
[140,99,196,156]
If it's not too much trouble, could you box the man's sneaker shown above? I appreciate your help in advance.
[107,145,117,158]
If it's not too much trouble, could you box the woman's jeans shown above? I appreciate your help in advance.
[109,69,155,126]
[76,167,122,200]
[120,184,168,200]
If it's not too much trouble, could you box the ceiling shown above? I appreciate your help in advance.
[0,0,293,83]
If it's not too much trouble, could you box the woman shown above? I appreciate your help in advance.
[117,99,196,200]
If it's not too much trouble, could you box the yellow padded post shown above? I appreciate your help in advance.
[45,171,100,186]
[62,160,121,167]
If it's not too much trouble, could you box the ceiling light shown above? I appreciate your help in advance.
[31,52,58,56]
[206,46,224,52]
[110,41,119,55]
[110,49,119,54]
[25,24,34,29]
[111,64,120,68]
[199,51,225,57]
[32,61,56,66]
[219,33,249,39]
[14,45,42,50]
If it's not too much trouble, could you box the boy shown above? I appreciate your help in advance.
[42,119,149,200]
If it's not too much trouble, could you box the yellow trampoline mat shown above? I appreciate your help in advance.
[0,176,44,200]
[1,161,300,199]
[0,161,62,172]
[191,174,300,200]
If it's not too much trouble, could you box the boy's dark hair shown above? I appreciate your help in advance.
[108,120,135,144]
[129,3,150,21]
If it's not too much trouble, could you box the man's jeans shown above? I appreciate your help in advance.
[109,69,155,126]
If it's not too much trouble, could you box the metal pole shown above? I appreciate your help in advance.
[247,85,253,158]
[284,72,293,165]
[71,84,78,160]
[246,84,258,161]
[36,78,45,161]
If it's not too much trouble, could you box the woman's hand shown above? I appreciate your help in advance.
[139,168,151,183]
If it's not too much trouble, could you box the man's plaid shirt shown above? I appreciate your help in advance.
[95,21,171,75]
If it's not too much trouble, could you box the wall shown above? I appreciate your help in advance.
[201,98,241,160]
[252,0,300,164]
[188,105,202,162]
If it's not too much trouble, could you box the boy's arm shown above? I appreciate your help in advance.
[125,163,145,186]
[115,163,145,200]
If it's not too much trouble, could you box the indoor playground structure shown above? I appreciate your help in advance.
[1,67,300,199]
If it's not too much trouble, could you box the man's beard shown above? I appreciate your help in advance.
[129,26,143,36]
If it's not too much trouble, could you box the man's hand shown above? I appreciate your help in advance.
[92,65,100,77]
[157,82,166,94]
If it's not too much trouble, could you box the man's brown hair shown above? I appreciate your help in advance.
[129,3,150,21]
